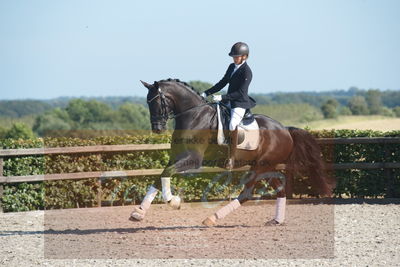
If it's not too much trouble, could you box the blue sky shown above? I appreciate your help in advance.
[0,0,399,99]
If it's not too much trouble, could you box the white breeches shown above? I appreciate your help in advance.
[229,107,246,131]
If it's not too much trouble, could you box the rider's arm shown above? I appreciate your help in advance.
[204,64,234,96]
[222,67,252,101]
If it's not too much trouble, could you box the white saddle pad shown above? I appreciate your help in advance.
[217,104,260,150]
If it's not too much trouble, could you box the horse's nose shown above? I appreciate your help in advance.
[151,122,166,134]
[152,125,165,134]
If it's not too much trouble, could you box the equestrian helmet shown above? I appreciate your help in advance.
[229,42,249,57]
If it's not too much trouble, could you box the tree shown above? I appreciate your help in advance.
[348,96,369,115]
[381,91,400,108]
[188,80,213,93]
[251,94,272,105]
[339,106,352,116]
[117,103,150,130]
[32,99,153,136]
[365,89,382,115]
[66,99,113,125]
[4,122,35,139]
[33,109,72,137]
[348,86,360,96]
[0,126,7,139]
[65,99,90,124]
[85,100,114,123]
[321,99,339,118]
[0,100,52,118]
[381,107,394,117]
[393,106,400,117]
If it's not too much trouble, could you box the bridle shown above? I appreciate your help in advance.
[147,88,171,128]
[147,87,210,127]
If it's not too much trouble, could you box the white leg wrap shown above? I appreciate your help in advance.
[161,177,173,202]
[140,186,158,211]
[274,197,286,223]
[215,199,241,220]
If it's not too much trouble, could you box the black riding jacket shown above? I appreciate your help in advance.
[205,62,256,109]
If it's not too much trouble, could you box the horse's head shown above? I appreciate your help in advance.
[141,79,205,133]
[141,80,172,133]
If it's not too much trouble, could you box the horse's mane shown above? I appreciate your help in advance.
[157,78,201,96]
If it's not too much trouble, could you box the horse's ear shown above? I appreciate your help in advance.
[140,80,155,90]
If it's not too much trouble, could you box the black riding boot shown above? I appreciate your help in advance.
[225,128,238,169]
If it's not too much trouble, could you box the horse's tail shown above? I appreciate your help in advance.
[286,127,333,197]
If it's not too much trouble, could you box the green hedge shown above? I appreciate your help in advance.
[0,134,171,212]
[1,129,400,212]
[309,129,400,198]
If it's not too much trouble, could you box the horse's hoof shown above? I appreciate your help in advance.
[202,215,217,227]
[129,207,146,221]
[265,219,284,226]
[168,196,181,210]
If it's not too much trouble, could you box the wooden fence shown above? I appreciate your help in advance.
[0,137,399,211]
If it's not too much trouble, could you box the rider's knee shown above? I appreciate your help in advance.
[229,121,239,131]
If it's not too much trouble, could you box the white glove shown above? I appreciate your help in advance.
[200,92,207,98]
[212,95,222,102]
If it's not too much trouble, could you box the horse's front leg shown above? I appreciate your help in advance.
[130,150,203,221]
[158,149,204,205]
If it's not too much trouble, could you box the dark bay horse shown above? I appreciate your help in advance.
[130,78,332,226]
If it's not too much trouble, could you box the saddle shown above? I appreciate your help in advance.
[219,103,255,129]
[217,103,260,150]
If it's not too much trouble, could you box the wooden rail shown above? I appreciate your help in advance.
[0,137,399,211]
[0,166,256,184]
[316,137,400,145]
[1,137,399,158]
[0,144,171,157]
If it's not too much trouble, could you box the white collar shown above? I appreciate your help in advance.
[234,60,246,69]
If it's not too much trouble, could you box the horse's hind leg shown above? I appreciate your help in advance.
[202,170,259,227]
[241,167,287,225]
[265,176,287,226]
[202,167,288,227]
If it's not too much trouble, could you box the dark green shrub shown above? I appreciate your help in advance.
[2,183,44,212]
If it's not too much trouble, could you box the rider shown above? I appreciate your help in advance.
[201,42,256,169]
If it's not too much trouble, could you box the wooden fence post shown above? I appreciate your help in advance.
[0,157,4,212]
[97,177,102,207]
[384,142,395,198]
